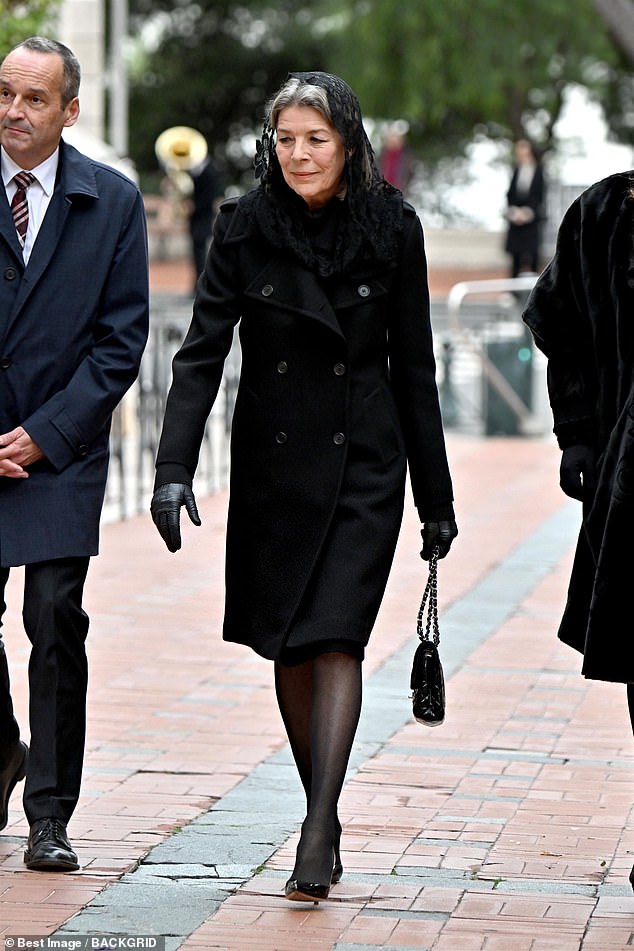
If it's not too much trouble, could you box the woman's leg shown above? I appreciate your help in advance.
[275,651,362,888]
[275,655,344,881]
[274,657,313,800]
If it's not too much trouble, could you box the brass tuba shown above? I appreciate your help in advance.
[155,126,208,198]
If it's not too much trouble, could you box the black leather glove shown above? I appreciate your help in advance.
[151,483,201,552]
[420,519,458,560]
[560,445,596,502]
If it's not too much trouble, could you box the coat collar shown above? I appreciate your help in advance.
[1,141,101,326]
[56,138,100,201]
[0,140,100,261]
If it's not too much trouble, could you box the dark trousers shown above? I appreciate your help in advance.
[0,557,90,824]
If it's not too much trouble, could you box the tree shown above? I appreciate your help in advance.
[591,0,634,147]
[127,0,329,190]
[324,0,626,158]
[127,0,634,194]
[0,0,61,53]
[593,0,634,64]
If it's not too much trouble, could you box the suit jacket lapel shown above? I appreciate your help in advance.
[4,140,98,324]
[5,185,70,322]
[0,189,27,264]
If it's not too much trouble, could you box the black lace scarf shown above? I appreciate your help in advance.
[250,70,404,276]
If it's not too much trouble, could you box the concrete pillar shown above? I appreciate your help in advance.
[57,0,105,141]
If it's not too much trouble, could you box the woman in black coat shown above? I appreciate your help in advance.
[522,170,634,889]
[504,137,546,278]
[151,71,457,903]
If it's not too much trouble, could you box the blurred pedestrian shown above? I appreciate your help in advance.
[151,71,457,903]
[379,123,414,194]
[505,137,546,278]
[155,126,221,292]
[186,153,221,291]
[522,169,634,890]
[0,37,149,870]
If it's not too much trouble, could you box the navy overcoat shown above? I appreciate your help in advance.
[0,141,149,566]
[156,192,454,659]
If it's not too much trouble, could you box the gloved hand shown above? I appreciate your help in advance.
[560,445,596,502]
[150,483,201,552]
[420,519,458,560]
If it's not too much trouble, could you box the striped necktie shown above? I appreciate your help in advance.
[11,171,35,247]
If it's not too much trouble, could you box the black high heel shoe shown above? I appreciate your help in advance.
[629,863,634,893]
[331,818,343,885]
[285,830,337,904]
[284,878,331,903]
[284,850,341,902]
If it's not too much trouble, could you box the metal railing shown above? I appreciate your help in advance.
[102,295,239,523]
[438,274,551,436]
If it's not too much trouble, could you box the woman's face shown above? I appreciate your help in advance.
[515,139,533,164]
[275,105,346,210]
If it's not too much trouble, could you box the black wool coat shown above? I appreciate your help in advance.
[523,171,634,683]
[505,164,546,259]
[156,192,454,659]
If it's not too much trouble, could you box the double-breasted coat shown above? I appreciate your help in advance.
[523,171,634,683]
[156,192,455,660]
[0,141,149,567]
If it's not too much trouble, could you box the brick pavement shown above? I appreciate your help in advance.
[1,259,632,950]
[0,430,633,950]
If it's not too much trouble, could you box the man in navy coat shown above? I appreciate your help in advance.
[0,37,149,870]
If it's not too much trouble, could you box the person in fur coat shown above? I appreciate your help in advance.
[523,170,634,891]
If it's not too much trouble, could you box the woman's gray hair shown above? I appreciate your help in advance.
[265,76,374,186]
[268,78,332,132]
[253,71,403,272]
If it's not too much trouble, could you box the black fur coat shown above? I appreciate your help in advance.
[523,170,634,682]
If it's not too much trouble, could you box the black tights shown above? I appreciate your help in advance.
[274,650,362,884]
[628,685,634,735]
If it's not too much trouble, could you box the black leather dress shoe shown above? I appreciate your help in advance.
[0,741,28,831]
[24,818,79,871]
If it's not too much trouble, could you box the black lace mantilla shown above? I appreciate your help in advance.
[251,70,404,276]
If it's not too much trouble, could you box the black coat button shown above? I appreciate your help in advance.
[0,356,11,369]
[4,267,17,281]
[333,432,346,445]
[277,360,288,374]
[357,284,370,297]
[78,444,88,456]
[262,284,274,297]
[275,432,288,444]
[333,363,346,376]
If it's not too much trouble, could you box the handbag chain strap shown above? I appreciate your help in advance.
[416,546,439,646]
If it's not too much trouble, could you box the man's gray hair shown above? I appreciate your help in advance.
[10,36,81,107]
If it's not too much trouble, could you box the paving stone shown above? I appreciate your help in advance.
[3,433,633,950]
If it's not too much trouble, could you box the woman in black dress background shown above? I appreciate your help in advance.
[505,137,546,278]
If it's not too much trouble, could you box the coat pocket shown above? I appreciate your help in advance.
[359,385,404,467]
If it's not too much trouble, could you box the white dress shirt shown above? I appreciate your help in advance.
[2,146,59,264]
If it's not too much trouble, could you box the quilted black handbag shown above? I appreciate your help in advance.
[410,547,445,726]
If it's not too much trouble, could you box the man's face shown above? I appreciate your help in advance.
[0,46,79,170]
